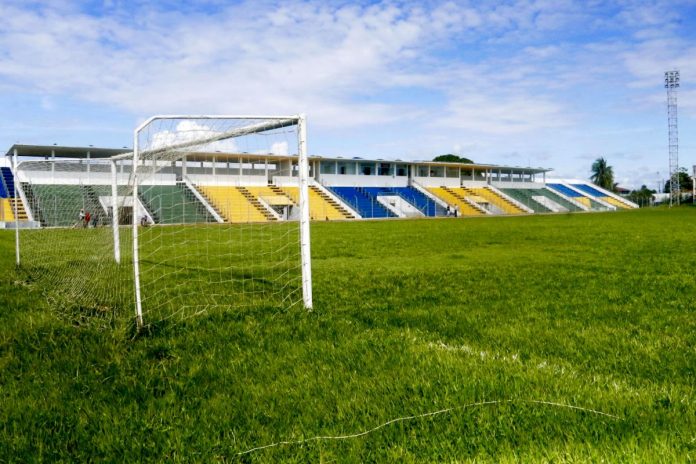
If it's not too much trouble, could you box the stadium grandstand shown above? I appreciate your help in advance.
[1,144,638,228]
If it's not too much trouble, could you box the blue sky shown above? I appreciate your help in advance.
[1,0,696,189]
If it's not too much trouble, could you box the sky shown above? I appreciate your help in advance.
[1,0,696,189]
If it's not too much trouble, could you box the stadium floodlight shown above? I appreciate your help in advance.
[665,70,680,206]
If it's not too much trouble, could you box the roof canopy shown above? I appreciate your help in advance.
[6,144,129,159]
[5,143,551,173]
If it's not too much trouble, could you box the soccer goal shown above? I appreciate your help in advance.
[15,115,312,329]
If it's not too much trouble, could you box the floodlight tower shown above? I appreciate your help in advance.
[665,70,680,206]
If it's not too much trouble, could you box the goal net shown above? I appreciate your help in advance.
[15,115,312,329]
[15,157,132,327]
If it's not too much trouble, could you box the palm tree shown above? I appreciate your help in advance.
[590,157,614,191]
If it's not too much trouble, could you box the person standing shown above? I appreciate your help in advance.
[75,208,85,228]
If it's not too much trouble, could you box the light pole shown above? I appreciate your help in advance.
[665,70,680,206]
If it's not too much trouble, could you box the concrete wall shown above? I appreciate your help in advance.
[318,173,409,187]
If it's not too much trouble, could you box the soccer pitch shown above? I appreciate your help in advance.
[1,208,695,462]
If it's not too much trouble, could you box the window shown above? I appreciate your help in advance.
[320,161,336,174]
[430,166,445,177]
[337,162,356,175]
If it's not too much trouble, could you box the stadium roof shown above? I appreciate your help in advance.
[6,144,129,159]
[5,144,551,173]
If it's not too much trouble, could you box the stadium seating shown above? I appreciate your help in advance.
[571,184,631,209]
[139,184,212,224]
[547,183,606,210]
[0,176,7,198]
[426,187,483,216]
[1,167,15,197]
[499,188,583,213]
[29,185,88,227]
[246,186,293,206]
[0,167,30,221]
[278,185,354,220]
[537,188,584,212]
[197,185,274,222]
[360,187,444,217]
[1,199,14,221]
[329,187,395,218]
[465,187,527,214]
[500,189,553,213]
[547,183,581,198]
[601,196,632,209]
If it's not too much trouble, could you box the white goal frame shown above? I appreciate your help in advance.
[114,114,313,329]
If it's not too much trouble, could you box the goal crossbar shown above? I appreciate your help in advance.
[112,116,300,161]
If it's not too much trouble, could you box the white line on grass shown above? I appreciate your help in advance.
[236,399,621,457]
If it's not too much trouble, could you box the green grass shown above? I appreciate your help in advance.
[1,208,695,462]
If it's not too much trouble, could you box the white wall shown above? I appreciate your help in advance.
[318,173,409,187]
[272,175,298,187]
[491,181,546,189]
[18,170,178,185]
[377,195,423,218]
[460,181,489,188]
[186,174,267,186]
[414,176,460,188]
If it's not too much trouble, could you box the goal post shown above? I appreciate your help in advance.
[128,114,313,329]
[14,156,134,326]
[297,114,313,310]
[12,115,312,329]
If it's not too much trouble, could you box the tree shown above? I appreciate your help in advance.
[663,167,693,193]
[590,157,615,191]
[628,185,655,207]
[433,154,473,163]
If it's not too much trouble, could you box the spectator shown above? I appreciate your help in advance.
[75,209,85,228]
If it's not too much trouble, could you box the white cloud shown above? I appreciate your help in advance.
[270,141,288,156]
[149,121,238,153]
[0,0,695,187]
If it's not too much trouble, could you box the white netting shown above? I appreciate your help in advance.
[15,116,308,329]
[130,116,306,326]
[16,158,132,327]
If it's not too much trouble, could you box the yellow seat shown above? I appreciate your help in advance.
[602,196,630,209]
[198,186,268,222]
[427,188,482,216]
[281,186,350,220]
[1,199,15,221]
[465,187,526,214]
[245,187,295,206]
[574,197,591,208]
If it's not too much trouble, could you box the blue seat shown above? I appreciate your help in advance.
[329,187,394,218]
[572,184,605,198]
[1,167,15,197]
[548,183,582,198]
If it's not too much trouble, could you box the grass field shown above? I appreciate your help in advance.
[1,208,695,462]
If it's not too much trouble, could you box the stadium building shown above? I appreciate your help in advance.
[1,143,637,228]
